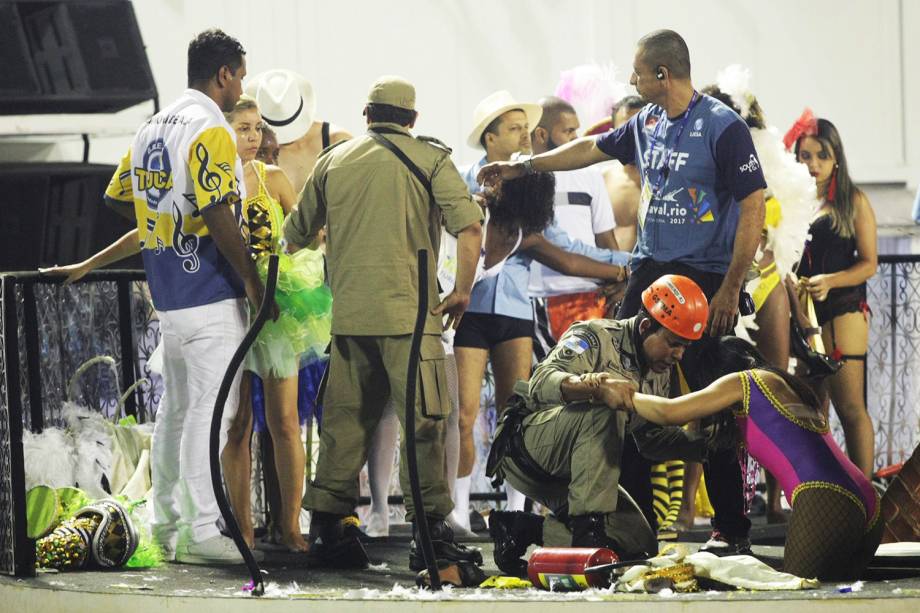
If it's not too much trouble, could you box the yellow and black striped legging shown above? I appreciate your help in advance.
[651,460,684,529]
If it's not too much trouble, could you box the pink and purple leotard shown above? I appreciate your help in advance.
[734,369,879,529]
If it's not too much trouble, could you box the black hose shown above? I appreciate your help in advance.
[209,254,279,597]
[405,249,441,590]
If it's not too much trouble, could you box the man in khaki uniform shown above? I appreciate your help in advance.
[283,76,483,570]
[487,275,711,573]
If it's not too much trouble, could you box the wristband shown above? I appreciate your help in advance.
[522,157,535,175]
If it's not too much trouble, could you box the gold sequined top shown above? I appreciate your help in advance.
[244,160,285,258]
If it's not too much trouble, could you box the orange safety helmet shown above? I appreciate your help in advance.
[641,275,709,340]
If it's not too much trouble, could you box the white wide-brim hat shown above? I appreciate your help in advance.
[467,90,543,149]
[244,69,316,145]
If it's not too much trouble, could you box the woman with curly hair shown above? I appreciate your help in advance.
[787,112,878,476]
[451,172,628,527]
[597,336,881,580]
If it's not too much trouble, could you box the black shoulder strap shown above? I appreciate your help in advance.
[321,121,330,149]
[367,128,433,198]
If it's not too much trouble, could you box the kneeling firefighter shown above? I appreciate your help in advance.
[486,275,715,576]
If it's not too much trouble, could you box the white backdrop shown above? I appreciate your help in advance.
[1,0,918,187]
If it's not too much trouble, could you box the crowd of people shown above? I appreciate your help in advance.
[43,26,883,583]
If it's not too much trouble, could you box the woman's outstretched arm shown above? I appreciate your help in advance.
[627,372,745,426]
[39,229,140,284]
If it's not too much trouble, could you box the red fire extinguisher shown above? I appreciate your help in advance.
[527,547,618,591]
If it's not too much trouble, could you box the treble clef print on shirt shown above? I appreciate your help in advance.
[195,142,224,207]
[172,201,201,273]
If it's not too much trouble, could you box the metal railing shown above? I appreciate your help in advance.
[0,270,160,576]
[865,254,920,470]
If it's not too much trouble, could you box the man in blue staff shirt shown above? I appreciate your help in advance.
[479,29,765,556]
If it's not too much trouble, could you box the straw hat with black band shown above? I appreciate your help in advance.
[466,90,542,149]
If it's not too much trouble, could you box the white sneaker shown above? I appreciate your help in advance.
[175,535,264,565]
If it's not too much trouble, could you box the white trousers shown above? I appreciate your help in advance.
[151,298,247,546]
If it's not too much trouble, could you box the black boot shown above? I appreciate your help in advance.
[307,511,370,569]
[569,513,651,561]
[489,510,544,577]
[409,519,483,572]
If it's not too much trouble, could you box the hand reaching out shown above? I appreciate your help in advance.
[39,263,92,285]
[476,160,525,187]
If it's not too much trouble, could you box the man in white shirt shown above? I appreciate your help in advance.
[529,96,626,350]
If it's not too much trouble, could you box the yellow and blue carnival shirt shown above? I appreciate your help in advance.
[104,89,246,311]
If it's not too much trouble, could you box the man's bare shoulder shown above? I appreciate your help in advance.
[327,123,353,144]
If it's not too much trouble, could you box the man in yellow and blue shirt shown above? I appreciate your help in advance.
[104,29,268,565]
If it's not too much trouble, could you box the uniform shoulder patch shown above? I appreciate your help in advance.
[417,135,453,154]
[557,326,601,358]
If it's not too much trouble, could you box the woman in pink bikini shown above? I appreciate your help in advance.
[590,336,881,580]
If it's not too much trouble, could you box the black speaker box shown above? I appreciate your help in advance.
[0,163,141,272]
[0,0,157,114]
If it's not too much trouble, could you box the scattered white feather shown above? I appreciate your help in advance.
[248,581,620,601]
[260,581,305,597]
[837,581,865,592]
[23,427,75,491]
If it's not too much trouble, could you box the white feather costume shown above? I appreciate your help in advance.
[62,402,114,499]
[23,402,115,499]
[716,66,821,341]
[716,65,821,278]
[23,427,76,492]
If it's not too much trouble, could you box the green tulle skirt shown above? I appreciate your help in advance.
[245,248,332,379]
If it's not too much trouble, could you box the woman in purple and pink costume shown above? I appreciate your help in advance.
[594,336,881,580]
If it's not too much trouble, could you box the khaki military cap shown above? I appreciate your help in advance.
[367,76,416,111]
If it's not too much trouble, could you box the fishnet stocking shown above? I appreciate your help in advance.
[784,486,877,580]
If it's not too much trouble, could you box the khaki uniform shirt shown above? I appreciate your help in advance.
[527,316,707,462]
[283,122,483,336]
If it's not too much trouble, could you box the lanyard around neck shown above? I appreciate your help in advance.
[648,91,700,197]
